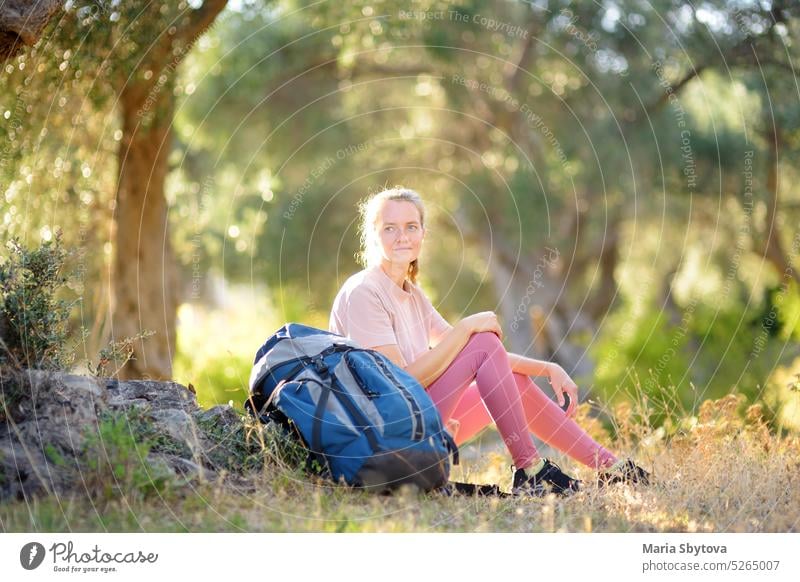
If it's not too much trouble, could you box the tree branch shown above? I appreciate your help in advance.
[642,64,706,119]
[504,18,538,96]
[173,0,229,58]
[126,0,229,104]
[0,0,63,60]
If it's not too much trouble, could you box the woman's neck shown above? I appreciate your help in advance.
[379,260,409,289]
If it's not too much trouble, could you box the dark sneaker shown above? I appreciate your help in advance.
[512,459,581,497]
[598,459,651,487]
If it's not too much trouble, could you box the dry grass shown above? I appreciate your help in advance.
[1,393,798,532]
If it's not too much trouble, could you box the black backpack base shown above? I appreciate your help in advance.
[433,481,510,498]
[355,449,450,492]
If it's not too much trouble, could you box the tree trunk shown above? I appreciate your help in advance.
[473,217,596,380]
[0,0,62,60]
[111,85,178,380]
[105,1,227,380]
[763,124,800,286]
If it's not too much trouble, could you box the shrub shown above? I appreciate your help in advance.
[0,232,73,371]
[80,411,173,503]
[196,412,265,473]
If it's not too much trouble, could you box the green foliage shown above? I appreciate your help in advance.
[590,280,799,431]
[196,412,265,473]
[775,282,800,343]
[80,410,173,503]
[177,350,251,410]
[590,305,692,427]
[43,443,66,467]
[0,233,74,371]
[172,297,324,410]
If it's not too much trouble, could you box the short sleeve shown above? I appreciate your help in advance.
[328,309,341,335]
[344,284,398,349]
[431,307,452,342]
[419,291,452,346]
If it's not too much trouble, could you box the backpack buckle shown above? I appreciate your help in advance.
[312,355,329,376]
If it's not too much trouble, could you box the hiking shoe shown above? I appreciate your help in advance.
[512,459,581,497]
[598,459,651,487]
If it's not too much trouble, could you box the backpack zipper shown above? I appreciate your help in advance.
[343,351,421,441]
[259,344,353,393]
[343,353,381,399]
[367,352,425,441]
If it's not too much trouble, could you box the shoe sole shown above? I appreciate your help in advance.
[511,485,579,498]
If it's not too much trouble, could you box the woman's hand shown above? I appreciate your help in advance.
[548,364,579,418]
[456,311,503,341]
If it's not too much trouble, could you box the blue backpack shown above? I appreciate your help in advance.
[245,323,459,492]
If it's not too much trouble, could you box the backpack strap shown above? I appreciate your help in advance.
[442,431,459,466]
[244,377,291,423]
[244,392,269,422]
[436,481,510,498]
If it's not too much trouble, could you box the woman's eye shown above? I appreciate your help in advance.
[408,225,417,231]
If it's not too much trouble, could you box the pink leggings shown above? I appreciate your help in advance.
[425,332,617,470]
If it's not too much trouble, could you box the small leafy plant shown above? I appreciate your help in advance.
[88,330,155,377]
[0,232,74,371]
[81,411,172,503]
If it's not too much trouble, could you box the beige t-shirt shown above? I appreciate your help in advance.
[329,265,453,367]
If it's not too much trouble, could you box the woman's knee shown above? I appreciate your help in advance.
[466,331,504,351]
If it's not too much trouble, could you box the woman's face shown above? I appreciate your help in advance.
[375,200,425,266]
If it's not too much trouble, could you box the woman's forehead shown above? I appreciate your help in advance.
[378,200,421,223]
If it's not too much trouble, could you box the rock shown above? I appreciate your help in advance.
[0,371,256,502]
[196,404,242,432]
[53,373,106,399]
[150,408,202,454]
[156,454,216,482]
[105,379,198,413]
[2,371,108,494]
[25,369,108,417]
[0,439,75,501]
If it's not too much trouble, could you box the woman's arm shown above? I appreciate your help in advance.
[507,352,555,377]
[404,322,472,387]
[507,352,579,418]
[374,311,503,388]
[373,322,472,388]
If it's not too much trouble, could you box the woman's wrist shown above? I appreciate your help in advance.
[454,319,473,337]
[544,362,561,378]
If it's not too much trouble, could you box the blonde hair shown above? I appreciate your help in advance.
[357,187,426,285]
